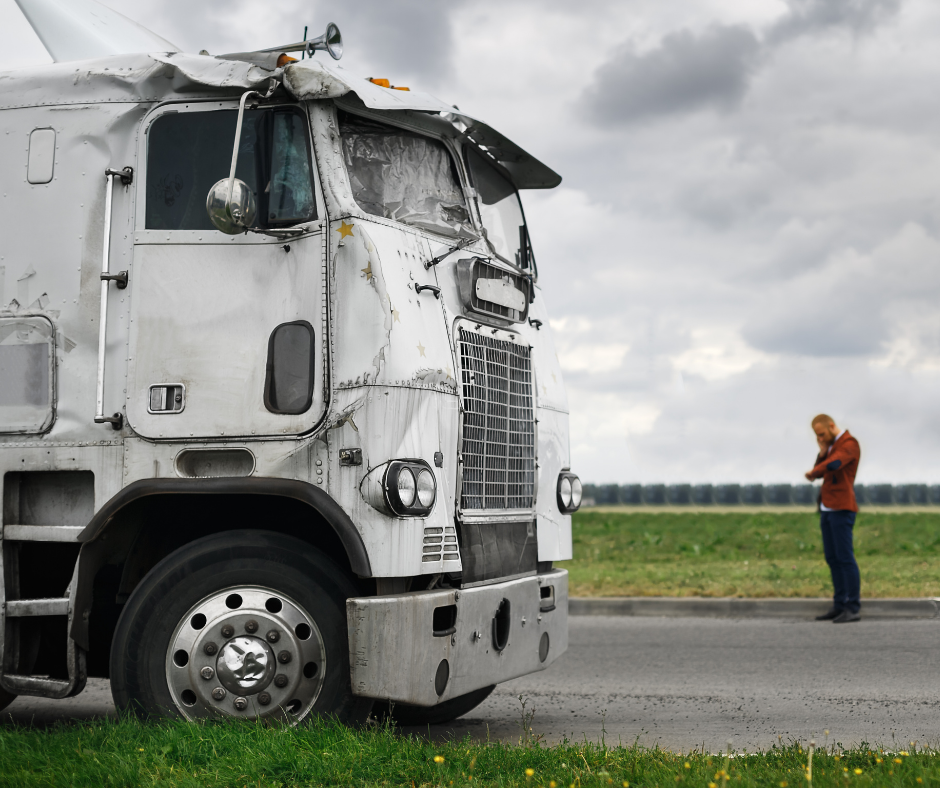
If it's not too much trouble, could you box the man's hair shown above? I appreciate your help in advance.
[811,413,835,427]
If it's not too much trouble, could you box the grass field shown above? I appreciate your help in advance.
[0,716,933,787]
[562,510,940,598]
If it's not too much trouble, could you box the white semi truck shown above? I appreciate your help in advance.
[0,0,580,724]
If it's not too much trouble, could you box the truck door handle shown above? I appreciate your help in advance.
[94,166,133,430]
[415,284,441,299]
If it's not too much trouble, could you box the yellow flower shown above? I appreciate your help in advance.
[876,759,882,764]
[854,769,862,775]
[780,782,789,787]
[525,769,535,777]
[434,755,445,764]
[709,783,718,788]
[551,783,557,788]
[916,779,923,784]
[685,763,691,770]
[894,759,903,764]
[901,752,910,756]
[623,783,629,787]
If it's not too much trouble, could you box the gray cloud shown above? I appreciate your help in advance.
[768,0,903,43]
[582,25,761,125]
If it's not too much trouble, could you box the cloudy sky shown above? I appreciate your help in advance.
[2,0,939,485]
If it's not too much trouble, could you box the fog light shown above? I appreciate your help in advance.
[557,472,581,514]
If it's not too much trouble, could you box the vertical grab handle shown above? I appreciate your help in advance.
[94,167,133,430]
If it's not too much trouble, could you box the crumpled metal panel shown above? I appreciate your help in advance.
[347,570,568,705]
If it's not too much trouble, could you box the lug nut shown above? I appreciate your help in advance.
[278,650,292,664]
[221,624,234,638]
[266,629,280,643]
[274,673,288,688]
[258,692,272,706]
[244,619,258,634]
[233,696,248,711]
[211,687,226,701]
[200,666,214,680]
[204,642,218,656]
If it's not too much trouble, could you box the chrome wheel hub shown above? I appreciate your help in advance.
[165,586,325,722]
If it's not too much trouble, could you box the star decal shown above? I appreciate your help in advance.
[336,221,355,238]
[445,367,454,380]
[361,261,373,282]
[417,341,426,357]
[392,306,400,322]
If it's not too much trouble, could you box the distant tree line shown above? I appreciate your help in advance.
[580,483,939,506]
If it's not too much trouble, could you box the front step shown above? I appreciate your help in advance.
[6,598,70,617]
[1,526,86,700]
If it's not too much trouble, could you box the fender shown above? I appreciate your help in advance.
[70,477,371,650]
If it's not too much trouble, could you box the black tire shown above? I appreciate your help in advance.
[374,684,495,726]
[110,529,372,724]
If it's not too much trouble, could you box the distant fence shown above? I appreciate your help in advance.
[581,483,940,507]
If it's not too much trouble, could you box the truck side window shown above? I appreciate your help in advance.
[0,317,54,434]
[264,321,315,415]
[464,145,534,271]
[338,111,472,238]
[146,108,316,231]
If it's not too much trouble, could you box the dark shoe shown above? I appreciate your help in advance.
[833,610,861,624]
[815,608,841,621]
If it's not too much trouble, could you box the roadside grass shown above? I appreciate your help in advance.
[563,510,940,598]
[0,715,934,787]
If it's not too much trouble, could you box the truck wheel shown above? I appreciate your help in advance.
[110,530,372,725]
[374,684,495,726]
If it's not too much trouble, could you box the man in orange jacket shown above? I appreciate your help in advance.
[805,414,862,623]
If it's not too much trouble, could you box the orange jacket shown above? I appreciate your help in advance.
[808,430,861,512]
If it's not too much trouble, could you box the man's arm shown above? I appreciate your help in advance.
[809,438,859,478]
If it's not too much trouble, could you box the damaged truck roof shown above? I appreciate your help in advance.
[0,52,561,190]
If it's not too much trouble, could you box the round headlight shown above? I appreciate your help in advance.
[559,476,572,508]
[570,476,582,509]
[416,468,436,508]
[397,468,417,508]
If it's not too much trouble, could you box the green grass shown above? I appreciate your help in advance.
[562,511,940,598]
[0,716,933,787]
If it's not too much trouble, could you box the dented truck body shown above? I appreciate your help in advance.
[0,45,577,721]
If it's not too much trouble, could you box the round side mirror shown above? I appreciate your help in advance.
[324,23,343,60]
[206,178,256,235]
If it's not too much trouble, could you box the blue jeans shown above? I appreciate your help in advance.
[820,510,860,614]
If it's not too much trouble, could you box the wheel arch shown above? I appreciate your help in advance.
[70,478,371,656]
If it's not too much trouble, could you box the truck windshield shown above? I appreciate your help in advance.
[464,145,534,272]
[146,107,316,231]
[339,111,472,238]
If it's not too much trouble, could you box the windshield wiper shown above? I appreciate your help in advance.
[424,236,477,269]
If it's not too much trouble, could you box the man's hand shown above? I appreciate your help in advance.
[816,435,830,456]
[805,470,815,481]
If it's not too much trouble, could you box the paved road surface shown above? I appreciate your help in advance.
[4,617,939,752]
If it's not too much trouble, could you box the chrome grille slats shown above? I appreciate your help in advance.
[458,328,535,510]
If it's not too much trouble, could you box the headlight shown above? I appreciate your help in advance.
[397,468,417,507]
[416,468,436,507]
[571,477,583,509]
[384,460,437,516]
[557,471,581,514]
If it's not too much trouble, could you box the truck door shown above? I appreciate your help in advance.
[126,102,326,440]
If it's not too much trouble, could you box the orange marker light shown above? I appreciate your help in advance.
[367,78,410,91]
[277,53,299,68]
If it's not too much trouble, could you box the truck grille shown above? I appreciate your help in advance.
[458,328,535,510]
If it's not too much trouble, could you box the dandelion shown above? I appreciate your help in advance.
[901,752,910,756]
[434,755,445,764]
[623,783,629,788]
[709,783,717,788]
[685,763,691,770]
[780,783,788,787]
[525,769,535,777]
[551,783,557,788]
[894,758,903,764]
[917,779,923,784]
[876,759,882,764]
[854,769,862,775]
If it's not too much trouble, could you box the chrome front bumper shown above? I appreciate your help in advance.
[347,569,568,706]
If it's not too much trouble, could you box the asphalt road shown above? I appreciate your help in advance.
[4,616,939,752]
